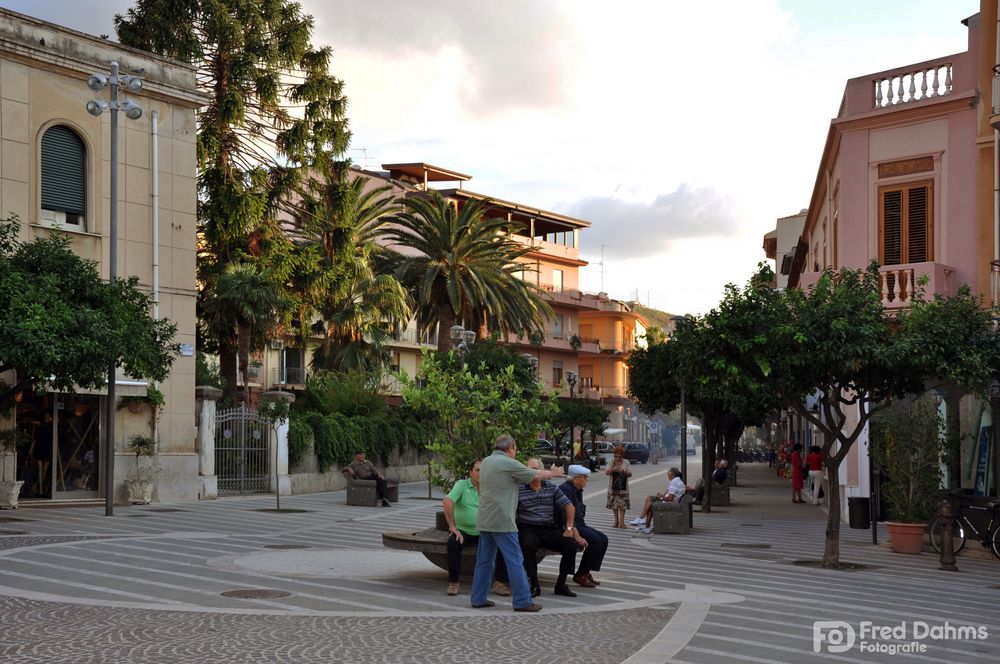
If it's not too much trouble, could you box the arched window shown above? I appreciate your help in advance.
[40,125,86,229]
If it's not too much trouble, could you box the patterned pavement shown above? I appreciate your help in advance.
[0,461,998,663]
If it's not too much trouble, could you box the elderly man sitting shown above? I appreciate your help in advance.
[693,459,728,504]
[345,450,391,507]
[517,458,580,598]
[558,465,609,588]
[630,467,688,534]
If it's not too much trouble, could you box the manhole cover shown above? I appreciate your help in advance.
[0,516,27,523]
[220,589,292,599]
[125,514,151,518]
[739,523,763,527]
[991,585,1000,590]
[253,508,311,513]
[264,544,312,550]
[721,543,771,549]
[148,508,189,513]
[0,529,28,535]
[792,560,871,571]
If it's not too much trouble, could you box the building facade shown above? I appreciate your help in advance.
[0,10,205,503]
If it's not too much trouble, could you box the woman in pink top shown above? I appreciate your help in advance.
[806,445,824,506]
[790,443,805,503]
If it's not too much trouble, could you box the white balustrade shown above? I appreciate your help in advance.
[873,63,952,108]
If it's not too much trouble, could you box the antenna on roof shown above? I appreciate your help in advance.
[351,147,368,170]
[601,244,611,293]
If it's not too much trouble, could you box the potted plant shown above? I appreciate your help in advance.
[0,428,25,509]
[871,397,944,554]
[124,434,158,505]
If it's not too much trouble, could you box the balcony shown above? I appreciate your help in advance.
[991,65,1000,130]
[272,366,308,386]
[839,53,970,119]
[796,262,957,310]
[511,234,579,262]
[390,327,438,347]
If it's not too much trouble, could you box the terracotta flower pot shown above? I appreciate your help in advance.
[886,522,926,554]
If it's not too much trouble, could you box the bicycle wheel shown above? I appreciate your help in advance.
[990,526,1000,559]
[928,517,967,554]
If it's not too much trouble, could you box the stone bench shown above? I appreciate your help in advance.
[343,473,399,507]
[381,512,557,576]
[710,477,732,507]
[651,493,694,534]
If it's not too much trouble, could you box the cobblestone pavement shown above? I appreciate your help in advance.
[1,461,998,663]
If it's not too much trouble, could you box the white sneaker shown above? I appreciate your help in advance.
[638,527,652,534]
[629,517,645,525]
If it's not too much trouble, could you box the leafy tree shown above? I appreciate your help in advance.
[117,0,352,398]
[298,176,411,373]
[629,267,783,510]
[0,216,177,412]
[386,191,551,352]
[759,266,999,566]
[200,263,288,403]
[552,397,608,459]
[403,349,556,492]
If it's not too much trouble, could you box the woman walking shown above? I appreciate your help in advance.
[605,446,632,528]
[790,443,805,503]
[806,445,824,505]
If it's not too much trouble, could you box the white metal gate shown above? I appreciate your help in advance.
[215,405,269,495]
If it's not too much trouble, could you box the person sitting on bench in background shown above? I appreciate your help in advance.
[693,459,728,504]
[346,450,391,507]
[630,467,688,533]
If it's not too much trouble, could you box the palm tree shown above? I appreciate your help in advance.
[385,191,551,352]
[201,263,288,404]
[297,175,411,372]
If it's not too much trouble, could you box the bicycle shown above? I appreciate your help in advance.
[928,495,1000,559]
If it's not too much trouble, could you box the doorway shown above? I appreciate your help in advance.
[16,393,101,500]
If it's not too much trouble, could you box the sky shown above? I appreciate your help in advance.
[2,0,981,315]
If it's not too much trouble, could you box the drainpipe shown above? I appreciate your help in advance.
[994,2,1000,306]
[151,111,160,450]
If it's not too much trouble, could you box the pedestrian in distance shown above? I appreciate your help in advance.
[790,443,806,503]
[806,445,824,506]
[470,434,564,613]
[345,450,392,507]
[605,445,631,528]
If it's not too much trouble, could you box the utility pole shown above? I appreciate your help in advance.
[600,244,611,293]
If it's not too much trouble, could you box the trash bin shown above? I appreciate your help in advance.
[848,497,871,529]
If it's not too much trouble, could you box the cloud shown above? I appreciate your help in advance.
[563,185,739,259]
[310,0,580,115]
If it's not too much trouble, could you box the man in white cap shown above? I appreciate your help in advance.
[559,464,609,588]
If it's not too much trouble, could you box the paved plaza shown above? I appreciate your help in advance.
[0,460,997,663]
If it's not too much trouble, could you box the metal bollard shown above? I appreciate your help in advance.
[937,498,958,572]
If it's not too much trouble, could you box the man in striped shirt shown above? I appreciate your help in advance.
[517,458,580,598]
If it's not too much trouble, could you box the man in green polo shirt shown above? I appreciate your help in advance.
[470,434,564,612]
[442,459,509,596]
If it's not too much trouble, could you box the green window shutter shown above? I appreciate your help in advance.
[41,126,86,215]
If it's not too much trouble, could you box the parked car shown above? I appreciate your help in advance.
[623,442,650,464]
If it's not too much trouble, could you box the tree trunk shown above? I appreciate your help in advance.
[219,339,238,406]
[237,323,250,405]
[701,417,719,513]
[822,456,843,567]
[437,308,457,353]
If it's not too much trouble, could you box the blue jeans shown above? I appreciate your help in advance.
[470,531,532,609]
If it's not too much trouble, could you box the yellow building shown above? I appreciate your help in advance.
[0,10,206,503]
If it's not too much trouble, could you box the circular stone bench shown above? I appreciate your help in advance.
[381,512,557,577]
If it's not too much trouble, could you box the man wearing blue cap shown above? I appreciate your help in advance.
[560,464,609,588]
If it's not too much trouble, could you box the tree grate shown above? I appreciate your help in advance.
[264,544,311,550]
[721,543,771,549]
[147,508,190,513]
[221,589,292,599]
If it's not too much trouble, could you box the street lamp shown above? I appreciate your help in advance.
[565,370,578,461]
[671,315,689,482]
[520,352,539,377]
[86,61,143,517]
[450,324,476,368]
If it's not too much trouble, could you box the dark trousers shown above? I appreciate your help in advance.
[518,524,577,586]
[445,532,508,583]
[575,525,608,575]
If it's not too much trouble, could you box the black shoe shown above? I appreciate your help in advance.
[471,600,495,608]
[381,498,391,507]
[530,584,541,598]
[554,584,577,598]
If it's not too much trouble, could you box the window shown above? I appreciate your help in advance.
[552,360,563,387]
[880,181,932,265]
[553,314,565,337]
[551,269,563,292]
[40,125,86,229]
